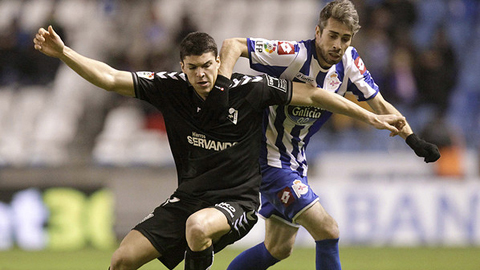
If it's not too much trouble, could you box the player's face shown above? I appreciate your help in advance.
[181,52,220,99]
[315,18,353,69]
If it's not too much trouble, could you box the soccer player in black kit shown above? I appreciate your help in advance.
[34,26,405,270]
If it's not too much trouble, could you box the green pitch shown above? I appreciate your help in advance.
[1,246,479,270]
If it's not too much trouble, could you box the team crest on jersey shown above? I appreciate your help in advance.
[354,56,367,75]
[263,41,277,54]
[286,105,324,125]
[227,107,238,125]
[325,73,341,92]
[292,180,308,198]
[137,71,155,80]
[278,41,295,55]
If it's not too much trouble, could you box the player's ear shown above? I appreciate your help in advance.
[180,61,185,73]
[216,56,221,70]
[315,25,322,38]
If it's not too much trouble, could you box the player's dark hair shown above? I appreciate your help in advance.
[318,0,361,35]
[179,32,218,61]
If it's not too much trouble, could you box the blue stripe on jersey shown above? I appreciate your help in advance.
[351,47,360,60]
[273,107,292,167]
[299,40,316,76]
[250,63,287,78]
[316,72,327,87]
[335,61,345,90]
[287,123,305,174]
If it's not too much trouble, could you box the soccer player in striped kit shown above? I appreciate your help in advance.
[220,1,440,269]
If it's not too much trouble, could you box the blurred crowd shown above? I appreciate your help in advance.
[0,0,479,170]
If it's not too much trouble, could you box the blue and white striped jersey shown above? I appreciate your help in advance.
[247,38,379,176]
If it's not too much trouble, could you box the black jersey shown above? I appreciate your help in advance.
[132,71,292,204]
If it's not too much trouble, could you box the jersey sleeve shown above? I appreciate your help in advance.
[240,74,293,109]
[247,38,299,77]
[133,71,160,102]
[345,47,379,101]
[132,71,186,109]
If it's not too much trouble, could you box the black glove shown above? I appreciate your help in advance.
[198,75,231,127]
[406,133,441,163]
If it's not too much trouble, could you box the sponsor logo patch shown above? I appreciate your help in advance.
[354,56,367,75]
[263,41,277,54]
[216,202,236,218]
[187,132,237,151]
[278,187,295,207]
[255,40,264,53]
[286,105,324,125]
[295,73,316,84]
[137,71,155,80]
[278,41,295,55]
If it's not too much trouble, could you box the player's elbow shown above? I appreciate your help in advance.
[101,81,117,93]
[102,70,126,93]
[222,38,248,57]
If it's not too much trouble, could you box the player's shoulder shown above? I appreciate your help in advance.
[341,46,354,60]
[155,71,187,82]
[344,46,369,69]
[340,46,363,68]
[230,73,264,89]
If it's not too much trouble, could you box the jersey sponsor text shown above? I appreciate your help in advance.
[187,132,237,151]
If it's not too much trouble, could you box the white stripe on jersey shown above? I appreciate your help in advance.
[281,42,308,80]
[264,106,282,168]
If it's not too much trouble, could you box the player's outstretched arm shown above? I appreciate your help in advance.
[290,82,406,134]
[218,38,248,79]
[33,25,135,97]
[367,93,440,163]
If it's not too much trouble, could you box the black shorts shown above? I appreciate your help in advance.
[133,194,258,270]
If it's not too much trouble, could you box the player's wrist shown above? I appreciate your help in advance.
[405,133,421,148]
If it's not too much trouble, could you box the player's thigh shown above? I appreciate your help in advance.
[112,230,161,267]
[264,217,299,258]
[186,207,230,242]
[295,201,339,240]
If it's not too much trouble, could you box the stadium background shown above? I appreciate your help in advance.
[1,0,480,268]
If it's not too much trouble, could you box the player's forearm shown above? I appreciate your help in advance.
[312,90,379,125]
[292,83,376,124]
[60,46,127,93]
[219,38,248,78]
